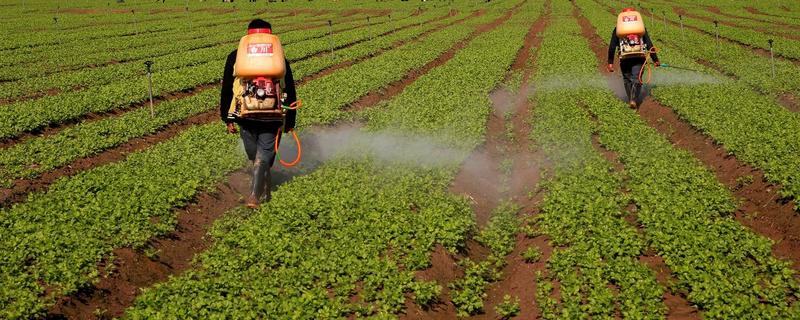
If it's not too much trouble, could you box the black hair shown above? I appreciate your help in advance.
[248,19,272,30]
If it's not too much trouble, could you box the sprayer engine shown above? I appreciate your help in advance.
[233,77,288,120]
[619,34,647,60]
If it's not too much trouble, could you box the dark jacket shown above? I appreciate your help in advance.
[607,27,659,64]
[220,49,297,129]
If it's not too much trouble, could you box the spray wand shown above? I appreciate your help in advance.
[657,63,704,73]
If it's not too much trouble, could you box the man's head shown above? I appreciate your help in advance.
[247,19,272,33]
[621,7,636,13]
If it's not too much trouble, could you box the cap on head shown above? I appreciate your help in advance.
[247,19,272,34]
[622,7,636,13]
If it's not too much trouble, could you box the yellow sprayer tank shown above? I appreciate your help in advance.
[616,8,645,37]
[234,29,286,78]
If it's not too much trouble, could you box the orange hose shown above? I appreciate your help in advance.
[274,128,302,168]
[638,46,659,85]
[283,100,303,110]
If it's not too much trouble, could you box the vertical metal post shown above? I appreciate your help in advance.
[713,21,719,56]
[367,16,372,41]
[327,20,334,57]
[663,11,667,30]
[679,14,683,39]
[145,61,155,117]
[132,10,138,35]
[768,39,776,80]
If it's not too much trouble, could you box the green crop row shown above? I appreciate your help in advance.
[527,4,666,318]
[0,10,430,101]
[0,7,245,51]
[0,124,243,320]
[573,1,800,317]
[0,5,503,318]
[0,11,430,140]
[0,10,264,68]
[124,1,534,317]
[635,1,800,60]
[584,89,800,319]
[292,10,474,79]
[647,0,800,28]
[0,11,374,82]
[0,10,477,187]
[584,0,800,208]
[0,13,327,100]
[645,0,800,40]
[450,202,520,317]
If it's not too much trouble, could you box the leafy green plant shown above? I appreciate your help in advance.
[494,295,521,319]
[409,281,442,307]
[521,246,541,263]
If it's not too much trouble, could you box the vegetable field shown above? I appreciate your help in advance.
[1,0,799,319]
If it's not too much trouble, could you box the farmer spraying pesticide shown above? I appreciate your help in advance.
[606,8,660,109]
[220,19,302,209]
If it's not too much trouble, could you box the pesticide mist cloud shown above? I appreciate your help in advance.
[277,124,469,170]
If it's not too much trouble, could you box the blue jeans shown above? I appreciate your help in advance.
[621,58,644,102]
[238,121,283,166]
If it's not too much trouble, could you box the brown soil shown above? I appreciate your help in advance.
[779,93,800,112]
[46,169,251,319]
[573,3,702,317]
[578,0,800,272]
[0,87,63,107]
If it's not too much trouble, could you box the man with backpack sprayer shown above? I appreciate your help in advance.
[606,8,660,109]
[220,19,302,209]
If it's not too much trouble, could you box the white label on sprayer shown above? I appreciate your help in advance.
[622,15,638,23]
[247,43,274,56]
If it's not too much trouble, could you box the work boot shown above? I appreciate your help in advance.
[246,159,270,209]
[629,100,638,109]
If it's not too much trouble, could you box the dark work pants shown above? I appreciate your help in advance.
[238,120,283,166]
[620,58,645,102]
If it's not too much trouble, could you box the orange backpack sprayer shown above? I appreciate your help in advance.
[227,27,303,167]
[616,8,659,86]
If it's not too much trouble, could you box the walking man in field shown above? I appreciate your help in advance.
[220,18,297,208]
[606,8,660,108]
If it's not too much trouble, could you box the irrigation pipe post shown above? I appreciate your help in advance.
[367,16,372,41]
[679,14,684,39]
[768,39,776,80]
[132,9,139,35]
[144,61,155,117]
[713,20,719,56]
[662,10,667,30]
